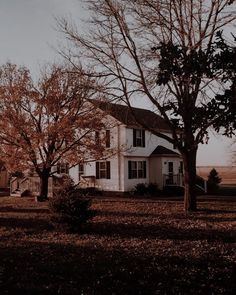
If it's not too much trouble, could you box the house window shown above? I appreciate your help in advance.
[78,164,84,181]
[106,130,110,148]
[57,162,69,174]
[167,161,174,184]
[128,161,146,179]
[95,131,100,146]
[133,129,145,147]
[96,161,111,179]
[179,161,183,174]
[95,130,110,147]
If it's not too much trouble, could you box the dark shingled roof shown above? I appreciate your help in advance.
[151,145,180,157]
[90,100,170,131]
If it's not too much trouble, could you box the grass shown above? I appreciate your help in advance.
[0,196,235,295]
[217,186,236,196]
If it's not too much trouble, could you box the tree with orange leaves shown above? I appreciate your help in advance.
[0,63,107,199]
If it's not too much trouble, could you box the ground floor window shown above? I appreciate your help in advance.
[78,164,84,181]
[128,160,146,179]
[96,161,111,179]
[179,161,184,174]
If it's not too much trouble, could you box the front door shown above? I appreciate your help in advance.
[168,162,174,184]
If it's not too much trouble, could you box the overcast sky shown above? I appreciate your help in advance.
[0,0,234,166]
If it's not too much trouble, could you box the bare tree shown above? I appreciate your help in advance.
[58,0,236,211]
[0,63,108,199]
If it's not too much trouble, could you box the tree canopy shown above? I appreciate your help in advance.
[0,63,108,198]
[59,0,236,211]
[208,31,236,136]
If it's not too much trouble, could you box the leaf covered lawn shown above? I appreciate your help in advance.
[0,196,235,294]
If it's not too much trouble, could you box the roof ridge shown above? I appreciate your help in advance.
[89,99,170,131]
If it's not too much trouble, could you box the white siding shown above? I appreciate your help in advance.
[69,166,78,184]
[123,128,176,157]
[123,157,149,191]
[69,115,182,192]
[149,157,162,188]
[162,157,182,175]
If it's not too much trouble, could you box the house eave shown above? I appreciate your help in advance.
[150,153,181,158]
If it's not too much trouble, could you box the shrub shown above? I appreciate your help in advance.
[207,168,221,194]
[162,186,184,196]
[195,175,206,195]
[21,189,32,197]
[134,183,147,196]
[53,174,75,196]
[49,180,96,232]
[147,183,160,195]
[134,183,160,196]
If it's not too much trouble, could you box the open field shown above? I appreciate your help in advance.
[0,196,235,295]
[197,166,236,186]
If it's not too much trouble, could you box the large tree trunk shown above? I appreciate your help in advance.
[39,169,50,200]
[182,148,197,212]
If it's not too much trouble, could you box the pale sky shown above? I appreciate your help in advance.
[0,0,234,166]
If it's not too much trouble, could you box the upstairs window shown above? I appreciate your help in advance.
[57,162,69,174]
[128,161,146,179]
[96,161,111,179]
[133,129,145,147]
[105,130,110,148]
[95,131,100,146]
[95,130,110,148]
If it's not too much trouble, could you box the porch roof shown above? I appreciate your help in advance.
[150,145,180,157]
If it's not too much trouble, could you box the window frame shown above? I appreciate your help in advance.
[78,163,84,181]
[96,161,111,179]
[128,160,146,179]
[105,130,110,148]
[57,162,69,174]
[133,129,145,147]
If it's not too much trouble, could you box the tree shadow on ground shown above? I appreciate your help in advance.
[86,220,235,243]
[0,207,49,214]
[197,208,236,214]
[0,240,235,295]
[99,209,236,222]
[0,217,53,231]
[0,211,235,242]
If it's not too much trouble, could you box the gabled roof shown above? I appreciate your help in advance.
[150,145,180,157]
[90,99,170,132]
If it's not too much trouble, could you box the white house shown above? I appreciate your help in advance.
[69,100,183,192]
[10,100,183,196]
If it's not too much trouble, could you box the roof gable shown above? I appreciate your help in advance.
[90,100,170,132]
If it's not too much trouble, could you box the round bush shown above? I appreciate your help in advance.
[49,187,96,232]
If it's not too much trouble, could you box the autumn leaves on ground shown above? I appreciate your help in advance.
[0,196,235,295]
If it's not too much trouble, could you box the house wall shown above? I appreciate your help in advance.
[121,128,180,191]
[149,157,162,188]
[0,170,9,188]
[69,123,126,192]
[161,157,182,175]
[123,128,176,157]
[10,176,53,197]
[123,157,149,191]
[69,115,181,192]
[69,166,79,184]
[28,176,53,197]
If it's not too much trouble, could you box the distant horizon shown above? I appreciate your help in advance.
[197,164,236,167]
